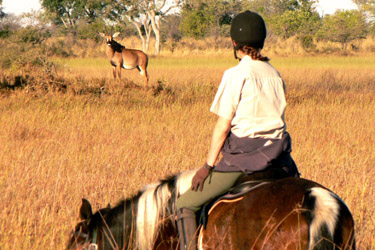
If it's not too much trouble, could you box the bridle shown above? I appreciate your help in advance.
[72,226,98,250]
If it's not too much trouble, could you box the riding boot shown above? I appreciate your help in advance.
[176,208,198,250]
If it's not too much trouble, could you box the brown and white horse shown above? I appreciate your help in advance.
[99,32,149,87]
[67,171,355,250]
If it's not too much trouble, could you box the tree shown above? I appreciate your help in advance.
[317,10,368,49]
[180,3,214,38]
[353,0,375,34]
[145,0,183,55]
[264,0,320,50]
[160,14,181,41]
[107,0,182,54]
[42,0,78,28]
[0,0,6,19]
[0,13,21,38]
[258,0,319,38]
[180,0,242,39]
[353,0,375,14]
[243,0,301,17]
[125,14,153,52]
[41,0,108,29]
[106,0,152,52]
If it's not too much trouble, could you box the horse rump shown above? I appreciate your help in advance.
[200,178,355,250]
[302,187,356,250]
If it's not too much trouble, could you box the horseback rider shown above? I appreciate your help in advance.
[176,10,300,250]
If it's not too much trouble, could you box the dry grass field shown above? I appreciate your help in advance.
[0,51,375,249]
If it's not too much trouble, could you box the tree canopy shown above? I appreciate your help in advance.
[180,0,242,38]
[317,10,368,48]
[1,0,372,53]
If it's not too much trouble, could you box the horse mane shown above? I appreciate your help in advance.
[98,170,196,250]
[111,39,125,50]
[135,170,195,250]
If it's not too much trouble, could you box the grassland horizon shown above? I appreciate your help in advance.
[0,53,374,249]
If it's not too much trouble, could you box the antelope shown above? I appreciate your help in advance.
[99,32,149,86]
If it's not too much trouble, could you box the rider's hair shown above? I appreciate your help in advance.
[240,45,269,62]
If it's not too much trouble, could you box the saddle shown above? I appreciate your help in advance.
[198,167,289,229]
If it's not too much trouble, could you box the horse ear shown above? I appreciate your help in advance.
[80,198,93,220]
[112,32,120,38]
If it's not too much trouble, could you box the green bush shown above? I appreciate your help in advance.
[180,5,214,39]
[317,10,368,49]
[13,26,51,44]
[298,34,316,51]
[49,40,72,57]
[0,27,54,75]
[0,25,12,38]
[76,20,107,42]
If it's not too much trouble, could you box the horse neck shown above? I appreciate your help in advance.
[97,200,135,250]
[106,40,124,58]
[134,171,196,250]
[98,172,194,250]
[112,40,125,51]
[134,184,172,250]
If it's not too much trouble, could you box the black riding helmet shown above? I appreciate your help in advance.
[230,11,266,50]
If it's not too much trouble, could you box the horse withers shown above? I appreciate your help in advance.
[67,173,355,250]
[99,32,149,87]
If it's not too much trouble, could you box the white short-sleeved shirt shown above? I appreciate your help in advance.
[210,55,286,139]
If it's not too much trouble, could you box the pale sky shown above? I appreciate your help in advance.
[315,0,358,15]
[2,0,359,16]
[2,0,42,15]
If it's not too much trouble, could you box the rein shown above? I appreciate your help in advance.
[77,221,119,250]
[91,228,98,248]
[74,226,98,250]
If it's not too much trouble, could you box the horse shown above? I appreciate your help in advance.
[66,171,355,250]
[99,32,149,87]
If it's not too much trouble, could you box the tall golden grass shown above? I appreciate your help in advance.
[43,35,375,58]
[0,52,374,249]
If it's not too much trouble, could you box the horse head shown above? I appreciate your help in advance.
[66,172,195,250]
[66,199,111,250]
[99,32,121,48]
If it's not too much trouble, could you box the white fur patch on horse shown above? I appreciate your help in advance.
[176,170,196,196]
[136,183,160,250]
[122,63,136,70]
[308,187,339,249]
[134,170,195,250]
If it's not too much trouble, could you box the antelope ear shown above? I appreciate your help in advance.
[99,33,106,38]
[80,198,93,220]
[112,32,120,38]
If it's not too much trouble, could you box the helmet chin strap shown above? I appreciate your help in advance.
[232,40,241,61]
[233,48,238,60]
